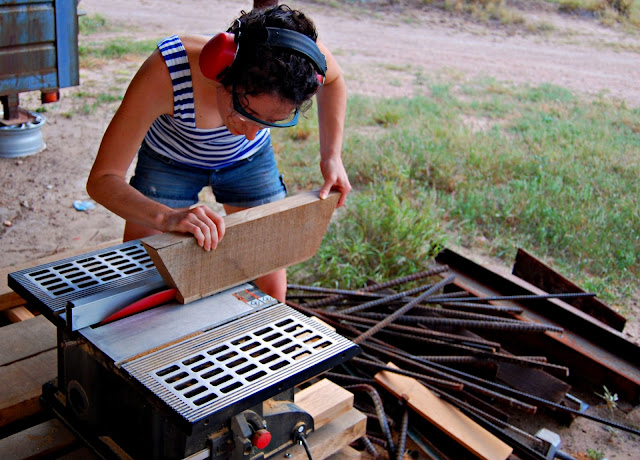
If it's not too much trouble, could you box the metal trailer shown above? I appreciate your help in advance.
[0,0,79,156]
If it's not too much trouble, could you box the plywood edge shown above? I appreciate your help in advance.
[225,190,338,225]
[374,362,512,460]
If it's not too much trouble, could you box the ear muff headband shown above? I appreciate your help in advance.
[199,27,327,82]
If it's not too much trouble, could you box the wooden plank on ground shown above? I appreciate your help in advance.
[143,191,340,303]
[0,291,27,312]
[0,315,56,366]
[375,362,513,460]
[4,305,35,323]
[0,349,57,427]
[0,418,76,459]
[295,379,354,429]
[326,445,362,460]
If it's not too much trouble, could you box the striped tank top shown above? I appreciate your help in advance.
[142,35,270,169]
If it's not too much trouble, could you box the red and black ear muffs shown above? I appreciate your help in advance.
[199,27,327,84]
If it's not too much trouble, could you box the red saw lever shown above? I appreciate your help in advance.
[99,288,178,325]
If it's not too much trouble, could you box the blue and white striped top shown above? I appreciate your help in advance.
[142,35,270,169]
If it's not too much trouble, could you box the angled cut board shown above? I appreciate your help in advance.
[375,362,513,460]
[142,190,340,303]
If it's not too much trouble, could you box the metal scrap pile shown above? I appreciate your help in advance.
[286,265,640,460]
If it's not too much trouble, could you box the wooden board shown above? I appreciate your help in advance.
[4,305,35,322]
[0,349,57,427]
[143,190,340,303]
[0,315,56,366]
[375,362,512,460]
[295,379,354,429]
[0,418,76,459]
[0,304,57,429]
[0,291,27,312]
[326,446,362,460]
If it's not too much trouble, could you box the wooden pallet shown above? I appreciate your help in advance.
[0,243,365,460]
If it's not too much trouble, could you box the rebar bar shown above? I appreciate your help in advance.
[381,340,640,436]
[429,301,523,313]
[344,384,395,459]
[416,355,483,364]
[421,383,549,460]
[417,351,568,378]
[423,382,545,447]
[352,311,564,333]
[425,292,596,304]
[319,308,502,348]
[396,403,410,460]
[352,326,500,355]
[287,284,387,299]
[324,372,375,385]
[362,341,539,413]
[340,283,436,315]
[352,357,464,391]
[413,304,523,322]
[361,436,382,460]
[297,265,450,309]
[353,275,456,344]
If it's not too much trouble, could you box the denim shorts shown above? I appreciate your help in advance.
[130,142,287,208]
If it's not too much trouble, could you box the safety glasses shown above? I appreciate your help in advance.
[232,86,300,128]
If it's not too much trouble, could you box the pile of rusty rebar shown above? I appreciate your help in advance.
[286,266,640,460]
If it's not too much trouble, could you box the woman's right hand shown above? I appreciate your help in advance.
[163,205,226,251]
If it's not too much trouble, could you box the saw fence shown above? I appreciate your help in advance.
[1,243,640,460]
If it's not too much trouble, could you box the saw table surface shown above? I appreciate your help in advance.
[79,283,266,363]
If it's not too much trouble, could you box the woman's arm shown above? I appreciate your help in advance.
[86,48,225,250]
[315,40,351,208]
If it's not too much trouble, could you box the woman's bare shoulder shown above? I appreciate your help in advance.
[180,34,214,51]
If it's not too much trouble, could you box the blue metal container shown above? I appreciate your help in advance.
[0,0,79,119]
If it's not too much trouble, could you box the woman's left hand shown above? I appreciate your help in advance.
[319,155,351,207]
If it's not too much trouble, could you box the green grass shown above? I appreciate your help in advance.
[325,0,640,28]
[78,13,109,35]
[79,38,159,60]
[273,79,640,312]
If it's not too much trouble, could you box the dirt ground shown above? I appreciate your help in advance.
[1,0,639,458]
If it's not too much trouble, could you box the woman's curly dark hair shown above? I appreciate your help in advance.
[220,5,322,110]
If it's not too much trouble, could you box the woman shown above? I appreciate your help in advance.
[87,5,350,302]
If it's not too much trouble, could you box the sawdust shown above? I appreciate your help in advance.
[1,1,639,457]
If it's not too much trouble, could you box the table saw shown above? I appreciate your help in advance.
[7,192,361,460]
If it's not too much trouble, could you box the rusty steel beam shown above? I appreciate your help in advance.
[435,248,640,404]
